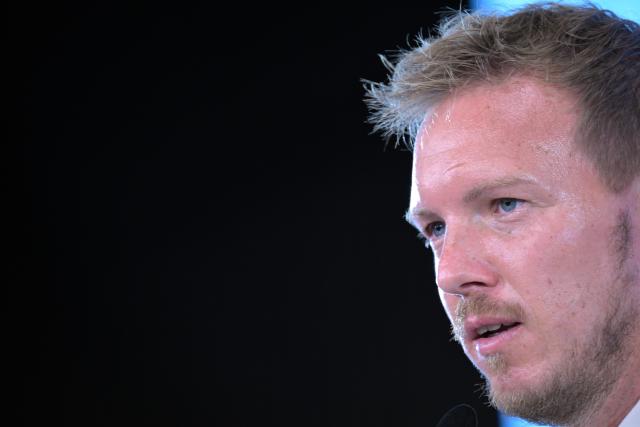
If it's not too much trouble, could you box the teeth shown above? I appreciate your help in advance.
[475,322,518,337]
[477,324,503,337]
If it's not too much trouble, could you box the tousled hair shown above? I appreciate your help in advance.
[364,2,640,191]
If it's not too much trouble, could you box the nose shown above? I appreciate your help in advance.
[434,224,499,297]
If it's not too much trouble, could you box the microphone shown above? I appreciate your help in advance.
[435,404,478,427]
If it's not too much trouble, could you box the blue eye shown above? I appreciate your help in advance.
[426,221,446,238]
[497,198,520,213]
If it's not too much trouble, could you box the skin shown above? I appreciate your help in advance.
[406,77,640,426]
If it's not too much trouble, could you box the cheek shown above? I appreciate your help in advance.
[439,290,458,322]
[505,210,610,324]
[433,253,442,283]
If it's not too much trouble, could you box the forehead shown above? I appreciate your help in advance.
[411,78,581,199]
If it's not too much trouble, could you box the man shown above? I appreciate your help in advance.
[365,3,640,427]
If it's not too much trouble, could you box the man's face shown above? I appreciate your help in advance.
[407,77,639,423]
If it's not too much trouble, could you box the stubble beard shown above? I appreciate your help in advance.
[451,212,639,426]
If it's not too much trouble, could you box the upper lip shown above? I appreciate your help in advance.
[464,315,521,341]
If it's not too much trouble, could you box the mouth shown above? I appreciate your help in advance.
[464,317,523,357]
[474,322,520,340]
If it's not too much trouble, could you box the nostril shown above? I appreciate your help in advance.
[460,281,490,288]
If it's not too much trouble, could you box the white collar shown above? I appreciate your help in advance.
[619,398,640,427]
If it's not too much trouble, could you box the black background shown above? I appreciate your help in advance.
[18,2,498,426]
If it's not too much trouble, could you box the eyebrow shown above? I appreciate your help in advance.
[462,176,537,203]
[405,176,538,228]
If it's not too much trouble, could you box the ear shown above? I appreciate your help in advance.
[627,177,640,275]
[628,177,640,221]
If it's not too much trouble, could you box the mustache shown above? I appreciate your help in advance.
[451,294,526,343]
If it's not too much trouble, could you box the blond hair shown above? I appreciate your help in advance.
[365,3,640,191]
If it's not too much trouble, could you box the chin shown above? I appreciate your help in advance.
[481,365,553,424]
[478,356,548,413]
[474,353,516,386]
[480,355,607,427]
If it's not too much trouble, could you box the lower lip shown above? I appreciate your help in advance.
[473,324,522,357]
